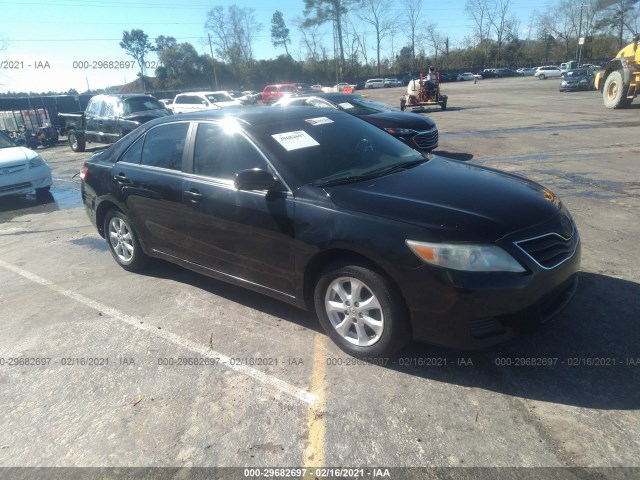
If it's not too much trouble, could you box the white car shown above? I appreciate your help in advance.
[534,66,562,79]
[0,130,52,199]
[457,72,476,81]
[171,91,242,114]
[364,78,385,89]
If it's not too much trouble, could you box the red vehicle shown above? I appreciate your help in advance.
[261,84,299,105]
[400,68,448,111]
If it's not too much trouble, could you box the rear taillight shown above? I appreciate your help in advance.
[80,166,89,182]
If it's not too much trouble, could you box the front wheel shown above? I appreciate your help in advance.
[538,73,546,80]
[104,210,148,272]
[603,71,632,109]
[314,264,410,358]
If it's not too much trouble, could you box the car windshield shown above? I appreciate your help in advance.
[334,96,396,116]
[123,97,165,115]
[567,70,589,77]
[0,131,17,148]
[206,93,233,102]
[250,112,425,188]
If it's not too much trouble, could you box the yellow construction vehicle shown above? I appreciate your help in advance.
[594,34,640,108]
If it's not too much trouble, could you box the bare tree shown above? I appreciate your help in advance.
[489,0,512,65]
[205,5,261,66]
[425,23,446,67]
[357,0,399,75]
[404,0,423,71]
[296,18,324,61]
[465,0,492,67]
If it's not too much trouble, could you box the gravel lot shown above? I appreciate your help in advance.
[0,76,638,479]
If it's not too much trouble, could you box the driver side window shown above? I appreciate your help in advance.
[193,123,268,180]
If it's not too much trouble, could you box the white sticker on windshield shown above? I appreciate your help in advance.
[272,130,320,151]
[338,102,354,109]
[305,116,334,126]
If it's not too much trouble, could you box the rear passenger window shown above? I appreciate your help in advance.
[193,123,267,180]
[120,136,143,164]
[140,123,188,171]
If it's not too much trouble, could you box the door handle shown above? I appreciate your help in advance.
[113,173,131,184]
[184,189,203,203]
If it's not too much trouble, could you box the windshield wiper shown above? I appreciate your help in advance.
[367,158,428,177]
[313,174,376,187]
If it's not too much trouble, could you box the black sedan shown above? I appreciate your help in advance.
[559,69,595,92]
[274,93,438,153]
[81,107,580,358]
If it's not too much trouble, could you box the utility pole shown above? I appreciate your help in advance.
[575,3,586,65]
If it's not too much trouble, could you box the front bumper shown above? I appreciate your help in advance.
[401,235,581,350]
[0,166,52,197]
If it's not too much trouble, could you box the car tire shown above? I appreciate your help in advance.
[68,130,86,152]
[603,71,632,109]
[539,74,546,80]
[104,210,148,272]
[314,263,410,358]
[35,186,51,202]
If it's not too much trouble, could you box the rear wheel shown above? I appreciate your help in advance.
[68,130,85,152]
[603,71,632,109]
[104,210,148,272]
[314,263,410,358]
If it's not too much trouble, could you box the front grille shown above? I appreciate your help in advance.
[0,182,31,193]
[412,129,438,150]
[0,164,27,176]
[515,231,579,269]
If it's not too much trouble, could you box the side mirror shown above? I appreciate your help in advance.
[234,168,278,191]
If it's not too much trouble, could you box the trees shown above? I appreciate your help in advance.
[205,5,261,85]
[303,0,359,78]
[357,0,399,75]
[271,10,292,57]
[120,29,155,90]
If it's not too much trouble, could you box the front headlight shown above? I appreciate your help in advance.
[406,240,525,272]
[384,127,416,135]
[29,155,45,168]
[561,81,567,86]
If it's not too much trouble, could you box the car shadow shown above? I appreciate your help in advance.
[137,259,321,333]
[434,151,474,161]
[388,272,640,410]
[0,192,58,219]
[102,260,638,410]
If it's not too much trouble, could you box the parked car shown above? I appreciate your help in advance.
[559,69,596,92]
[159,99,173,108]
[535,66,562,79]
[365,78,385,89]
[228,90,257,105]
[172,91,241,114]
[480,69,499,78]
[457,72,476,81]
[261,84,299,104]
[517,68,536,76]
[384,78,402,87]
[495,68,518,77]
[58,94,172,152]
[273,92,438,152]
[0,129,52,199]
[80,107,580,357]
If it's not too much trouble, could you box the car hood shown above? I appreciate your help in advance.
[324,156,566,242]
[0,146,37,165]
[363,110,436,130]
[563,76,590,82]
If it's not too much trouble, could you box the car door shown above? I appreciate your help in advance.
[181,121,296,297]
[84,98,103,142]
[111,121,190,256]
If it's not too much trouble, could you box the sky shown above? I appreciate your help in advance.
[0,0,541,94]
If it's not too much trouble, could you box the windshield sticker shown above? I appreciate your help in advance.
[305,117,334,126]
[338,102,354,109]
[272,130,320,151]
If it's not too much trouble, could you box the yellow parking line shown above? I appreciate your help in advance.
[303,333,328,471]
